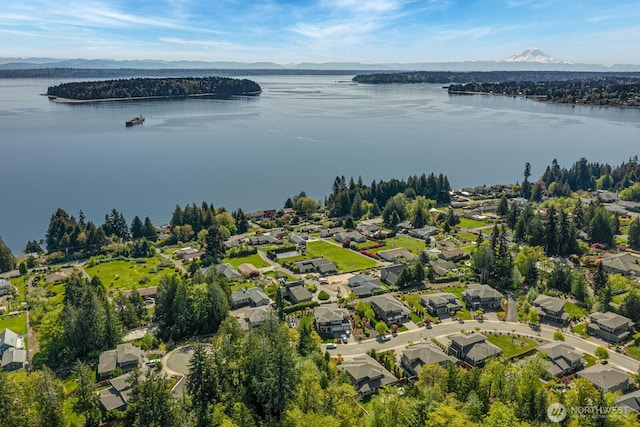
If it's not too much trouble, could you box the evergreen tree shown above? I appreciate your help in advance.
[130,215,144,239]
[204,224,226,263]
[125,371,183,427]
[73,360,102,427]
[629,217,640,250]
[496,194,508,218]
[0,235,15,273]
[186,344,214,426]
[593,261,608,294]
[275,287,285,322]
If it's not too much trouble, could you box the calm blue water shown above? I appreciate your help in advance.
[1,74,639,253]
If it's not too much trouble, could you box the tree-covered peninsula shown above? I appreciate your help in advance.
[45,76,261,101]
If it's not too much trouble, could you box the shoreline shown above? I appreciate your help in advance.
[447,90,640,109]
[42,91,262,104]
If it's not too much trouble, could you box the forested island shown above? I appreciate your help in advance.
[448,77,640,108]
[45,76,261,102]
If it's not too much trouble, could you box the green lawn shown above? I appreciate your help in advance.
[371,236,426,255]
[455,231,480,243]
[84,257,174,292]
[485,334,539,358]
[564,302,589,321]
[583,354,597,367]
[627,345,640,360]
[10,275,29,302]
[306,241,377,272]
[222,253,270,269]
[571,322,590,337]
[458,217,489,229]
[0,312,28,335]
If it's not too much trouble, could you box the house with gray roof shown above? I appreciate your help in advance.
[98,343,143,379]
[532,295,569,325]
[577,364,631,393]
[438,249,465,262]
[231,287,271,308]
[357,223,380,237]
[462,284,504,311]
[421,293,462,318]
[616,389,640,415]
[348,274,383,297]
[368,294,410,325]
[380,264,407,287]
[1,347,26,371]
[248,234,281,246]
[0,328,21,354]
[99,372,138,412]
[282,281,313,304]
[538,342,584,377]
[314,303,351,336]
[378,247,414,262]
[244,306,273,328]
[294,258,337,275]
[338,356,397,396]
[409,226,439,240]
[448,333,501,367]
[321,227,345,238]
[215,263,242,280]
[288,232,309,246]
[430,259,458,277]
[0,279,11,296]
[601,254,640,277]
[334,231,367,244]
[587,312,634,343]
[401,343,453,377]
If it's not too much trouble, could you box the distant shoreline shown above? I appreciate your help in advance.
[447,90,640,109]
[42,92,261,104]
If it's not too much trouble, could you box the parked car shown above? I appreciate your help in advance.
[378,335,391,342]
[326,343,337,349]
[319,277,329,284]
[341,334,348,344]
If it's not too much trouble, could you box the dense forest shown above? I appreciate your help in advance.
[448,77,640,107]
[352,71,640,84]
[46,77,261,101]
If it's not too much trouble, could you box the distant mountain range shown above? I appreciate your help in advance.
[1,49,639,72]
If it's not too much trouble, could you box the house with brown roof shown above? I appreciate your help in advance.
[338,356,397,396]
[438,249,465,262]
[238,263,261,278]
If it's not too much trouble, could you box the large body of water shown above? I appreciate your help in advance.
[1,74,639,254]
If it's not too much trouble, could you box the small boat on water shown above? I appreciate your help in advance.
[126,115,145,127]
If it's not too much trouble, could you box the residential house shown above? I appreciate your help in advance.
[538,342,584,377]
[288,232,309,247]
[174,247,200,260]
[577,364,631,393]
[430,259,458,277]
[282,281,313,304]
[231,287,271,308]
[99,372,138,412]
[587,312,634,343]
[334,231,367,244]
[248,235,281,246]
[98,343,143,379]
[401,343,453,377]
[368,294,410,325]
[348,274,383,297]
[532,295,569,325]
[409,226,439,240]
[244,306,273,329]
[321,227,345,238]
[448,333,501,367]
[314,303,351,336]
[421,293,462,317]
[462,284,504,311]
[338,356,397,396]
[123,286,158,300]
[293,258,337,275]
[237,263,261,278]
[378,248,414,262]
[438,249,465,262]
[601,254,640,277]
[0,279,11,296]
[0,328,26,371]
[616,390,640,415]
[215,263,242,280]
[44,271,69,283]
[380,264,407,287]
[357,223,380,238]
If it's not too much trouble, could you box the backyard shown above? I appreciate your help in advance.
[0,311,28,335]
[306,241,378,272]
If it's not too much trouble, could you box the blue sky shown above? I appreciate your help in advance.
[2,0,639,64]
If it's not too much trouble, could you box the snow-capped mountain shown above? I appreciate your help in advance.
[504,48,565,64]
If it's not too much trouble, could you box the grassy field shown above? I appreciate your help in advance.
[10,275,29,303]
[222,253,270,269]
[371,235,426,255]
[84,257,174,292]
[0,312,28,335]
[455,231,479,242]
[564,302,589,321]
[485,334,539,358]
[306,241,377,272]
[458,217,490,229]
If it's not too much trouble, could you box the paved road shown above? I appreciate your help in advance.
[328,318,640,373]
